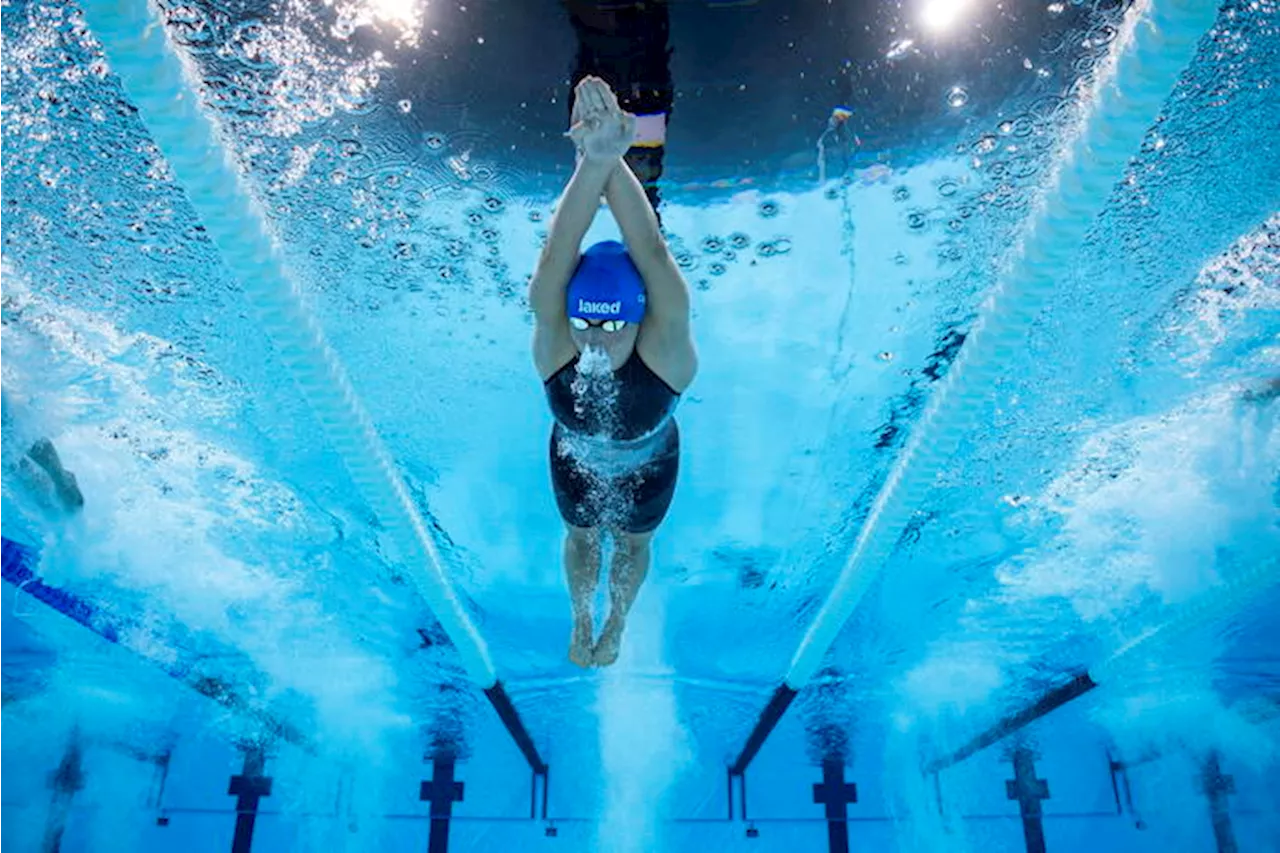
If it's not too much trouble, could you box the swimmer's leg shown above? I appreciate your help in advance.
[564,524,603,668]
[24,438,85,513]
[593,529,652,666]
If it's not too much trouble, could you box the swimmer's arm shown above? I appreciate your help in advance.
[604,163,691,328]
[603,158,664,264]
[605,162,697,390]
[528,156,617,321]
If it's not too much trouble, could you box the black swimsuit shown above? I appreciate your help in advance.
[544,350,680,533]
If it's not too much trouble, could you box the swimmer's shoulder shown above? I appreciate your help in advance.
[535,329,579,383]
[636,330,696,394]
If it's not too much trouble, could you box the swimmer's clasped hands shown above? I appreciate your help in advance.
[565,75,636,162]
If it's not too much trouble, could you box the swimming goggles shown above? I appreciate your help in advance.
[569,317,628,333]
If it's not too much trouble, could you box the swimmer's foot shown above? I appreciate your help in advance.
[27,438,84,512]
[592,616,625,667]
[569,615,595,668]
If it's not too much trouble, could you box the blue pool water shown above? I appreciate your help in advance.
[2,0,1278,851]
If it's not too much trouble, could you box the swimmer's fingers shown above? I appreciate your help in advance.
[564,113,597,142]
[572,76,600,116]
[568,100,605,133]
[585,79,612,115]
[574,74,604,101]
[596,80,627,117]
[565,103,610,139]
[577,76,618,116]
[568,79,605,139]
[564,115,604,155]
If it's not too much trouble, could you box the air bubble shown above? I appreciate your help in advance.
[167,5,214,49]
[729,232,750,249]
[1073,55,1097,75]
[758,200,780,218]
[947,86,969,108]
[398,100,412,113]
[1091,24,1118,46]
[231,20,269,67]
[424,133,446,151]
[986,183,1019,209]
[709,263,726,276]
[483,196,504,212]
[893,185,911,202]
[1027,95,1066,122]
[937,179,959,197]
[701,236,724,253]
[1009,157,1039,179]
[886,38,915,61]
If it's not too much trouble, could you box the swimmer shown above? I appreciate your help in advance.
[18,438,84,514]
[529,76,696,667]
[1,384,83,512]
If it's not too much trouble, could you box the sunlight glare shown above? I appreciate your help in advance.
[920,0,974,32]
[369,0,422,28]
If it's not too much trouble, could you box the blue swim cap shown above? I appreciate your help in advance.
[566,240,647,323]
